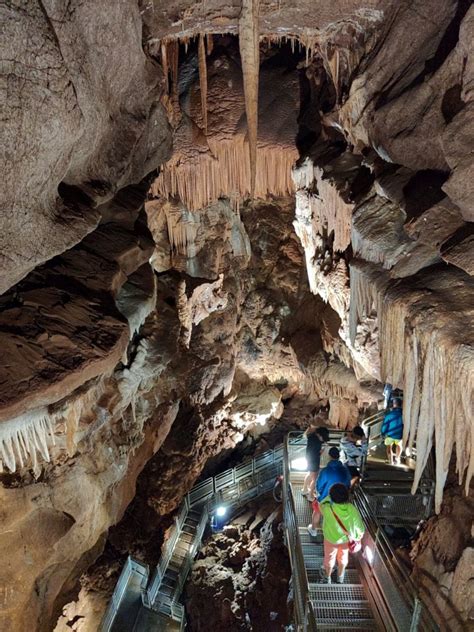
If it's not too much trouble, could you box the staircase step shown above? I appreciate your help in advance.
[311,602,376,625]
[315,622,379,631]
[307,569,360,584]
[309,584,366,601]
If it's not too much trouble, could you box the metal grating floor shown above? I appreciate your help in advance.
[316,622,380,631]
[310,584,367,601]
[312,602,374,622]
[307,569,360,584]
[288,461,379,630]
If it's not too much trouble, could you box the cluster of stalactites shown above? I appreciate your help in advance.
[349,262,474,512]
[157,23,323,209]
[0,380,109,477]
[294,160,353,254]
[0,408,56,476]
[152,136,298,213]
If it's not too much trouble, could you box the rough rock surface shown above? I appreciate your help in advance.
[185,498,291,631]
[1,1,474,630]
[410,467,474,632]
[1,0,172,294]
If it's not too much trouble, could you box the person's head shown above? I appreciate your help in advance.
[328,447,340,460]
[392,397,402,408]
[316,427,330,443]
[329,483,350,504]
[352,426,365,440]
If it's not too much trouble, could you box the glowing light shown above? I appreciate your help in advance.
[291,457,308,471]
[364,545,374,565]
[216,506,227,517]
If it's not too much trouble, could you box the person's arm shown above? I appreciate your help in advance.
[304,425,316,437]
[340,435,350,449]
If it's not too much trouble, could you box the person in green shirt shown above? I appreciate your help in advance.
[319,483,365,584]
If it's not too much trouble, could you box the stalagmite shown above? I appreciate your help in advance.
[239,0,260,198]
[198,34,208,134]
[0,408,56,475]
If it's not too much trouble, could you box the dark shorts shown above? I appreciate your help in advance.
[307,458,320,472]
[348,466,360,478]
[306,451,321,472]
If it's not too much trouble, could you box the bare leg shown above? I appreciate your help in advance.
[386,444,393,465]
[307,470,318,499]
[302,471,311,493]
[324,540,337,581]
[312,507,321,529]
[336,545,349,583]
[395,443,402,465]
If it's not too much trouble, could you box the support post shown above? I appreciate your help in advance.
[409,597,422,632]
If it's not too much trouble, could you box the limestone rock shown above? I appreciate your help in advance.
[1,0,172,294]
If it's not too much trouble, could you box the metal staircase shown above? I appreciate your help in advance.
[284,428,438,632]
[103,413,439,632]
[101,445,283,631]
[290,470,380,630]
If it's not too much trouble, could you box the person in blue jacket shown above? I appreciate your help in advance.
[307,447,351,536]
[381,397,404,465]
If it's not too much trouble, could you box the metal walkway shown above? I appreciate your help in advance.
[284,427,438,631]
[290,470,380,630]
[101,445,283,631]
[103,413,439,632]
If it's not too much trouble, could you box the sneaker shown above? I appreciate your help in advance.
[322,575,332,584]
[336,573,345,584]
[307,525,318,537]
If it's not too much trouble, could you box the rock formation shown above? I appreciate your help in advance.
[185,498,291,631]
[1,1,473,630]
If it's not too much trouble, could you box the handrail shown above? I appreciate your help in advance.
[283,440,317,631]
[354,485,439,631]
[104,443,285,631]
[284,429,437,631]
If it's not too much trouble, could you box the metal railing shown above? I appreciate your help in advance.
[102,444,284,632]
[284,430,438,631]
[355,486,439,631]
[100,557,149,632]
[147,445,283,607]
[283,441,317,631]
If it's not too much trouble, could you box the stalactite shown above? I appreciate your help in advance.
[402,332,421,451]
[239,0,260,198]
[293,162,352,253]
[161,41,169,94]
[350,262,474,511]
[349,265,377,346]
[169,39,179,100]
[206,33,213,56]
[198,34,208,134]
[0,408,56,475]
[152,136,297,212]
